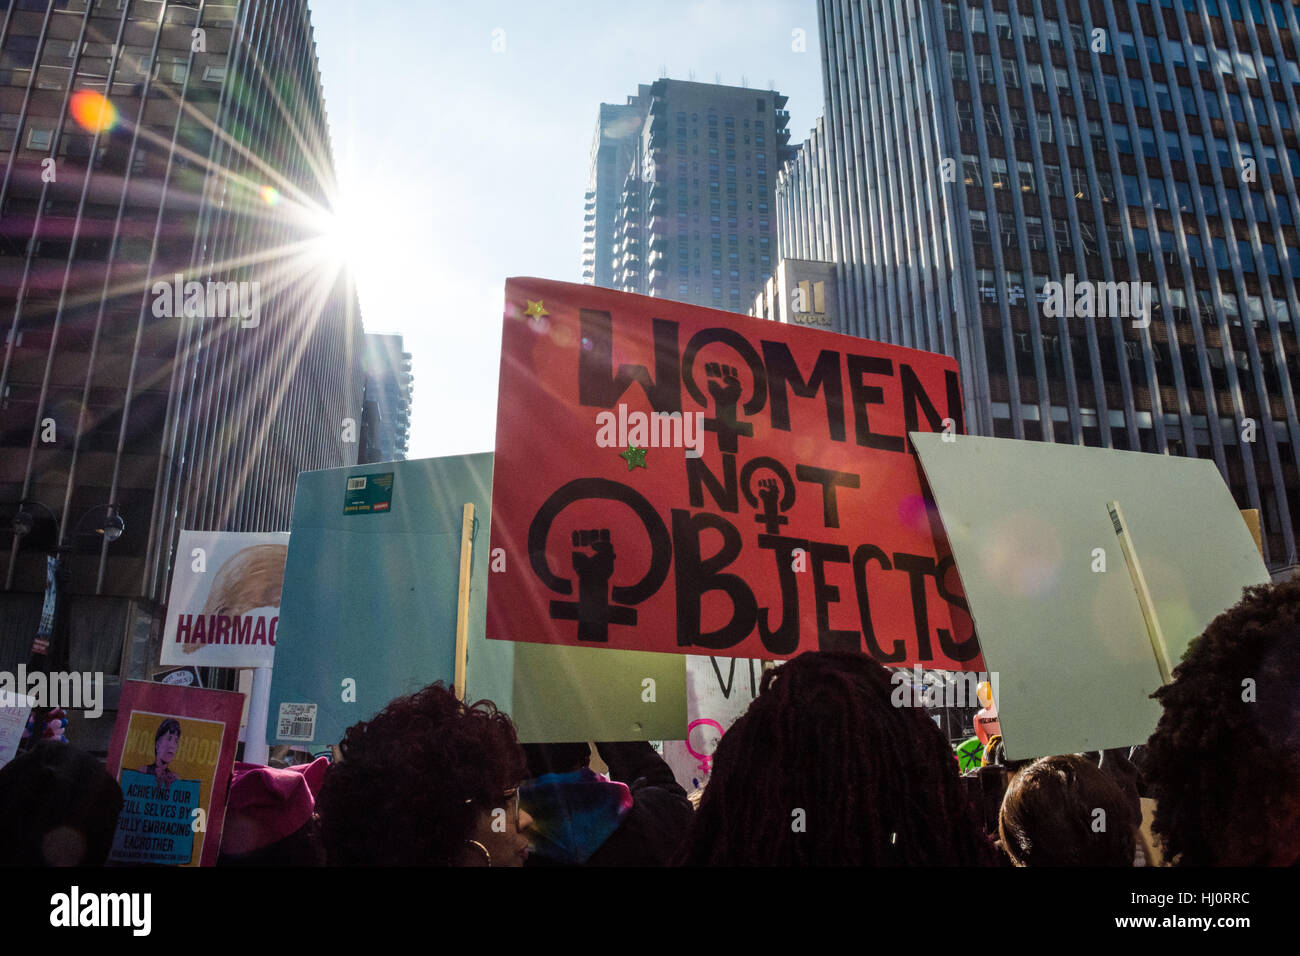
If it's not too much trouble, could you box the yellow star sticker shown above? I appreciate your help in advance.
[523,299,548,320]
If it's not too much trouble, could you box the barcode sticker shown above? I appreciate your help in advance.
[346,476,366,491]
[277,702,318,742]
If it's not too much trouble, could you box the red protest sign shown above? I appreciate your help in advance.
[105,681,243,867]
[488,278,983,669]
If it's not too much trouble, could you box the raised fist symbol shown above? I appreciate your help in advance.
[571,528,615,583]
[705,362,742,409]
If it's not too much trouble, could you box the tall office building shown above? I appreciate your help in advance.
[586,78,798,311]
[583,97,647,288]
[0,0,364,703]
[359,333,412,464]
[780,0,1300,568]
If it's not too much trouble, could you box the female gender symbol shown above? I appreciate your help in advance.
[685,718,726,780]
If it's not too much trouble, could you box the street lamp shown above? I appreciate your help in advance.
[10,500,125,654]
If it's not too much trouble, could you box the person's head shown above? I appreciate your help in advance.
[522,742,591,779]
[218,757,329,866]
[317,683,532,866]
[998,754,1137,866]
[154,719,181,766]
[1144,577,1300,866]
[0,741,124,865]
[678,651,995,865]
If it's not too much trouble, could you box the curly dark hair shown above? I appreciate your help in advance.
[999,754,1137,866]
[316,683,526,865]
[1144,577,1300,866]
[677,651,996,865]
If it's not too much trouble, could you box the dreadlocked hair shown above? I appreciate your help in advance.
[316,682,526,866]
[677,651,997,865]
[1145,576,1300,866]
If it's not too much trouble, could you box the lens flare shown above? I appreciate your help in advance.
[69,90,117,133]
[978,512,1063,598]
[260,185,280,206]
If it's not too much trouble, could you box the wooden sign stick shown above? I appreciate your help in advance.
[1108,500,1173,685]
[454,503,475,701]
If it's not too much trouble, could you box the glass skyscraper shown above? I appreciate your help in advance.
[780,0,1300,568]
[0,0,364,715]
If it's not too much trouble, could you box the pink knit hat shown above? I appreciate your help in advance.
[220,757,328,856]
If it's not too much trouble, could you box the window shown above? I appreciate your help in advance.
[1037,112,1054,143]
[963,154,983,187]
[1124,174,1143,207]
[957,100,975,133]
[1164,130,1183,162]
[1139,127,1157,160]
[1105,74,1123,105]
[27,126,53,150]
[1025,216,1046,251]
[1114,125,1133,155]
[1153,82,1172,111]
[1150,179,1168,210]
[1062,114,1081,147]
[977,54,995,85]
[990,157,1009,189]
[1018,161,1037,194]
[970,209,990,243]
[1238,240,1256,273]
[1000,212,1018,248]
[984,103,1003,136]
[1213,237,1230,270]
[1002,58,1020,88]
[1044,164,1065,197]
[1129,80,1147,110]
[950,50,968,82]
[1027,62,1046,91]
[1011,108,1030,140]
[942,1,961,32]
[1072,167,1090,200]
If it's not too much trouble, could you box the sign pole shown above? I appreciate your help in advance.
[1107,500,1172,685]
[454,503,475,701]
[244,666,272,764]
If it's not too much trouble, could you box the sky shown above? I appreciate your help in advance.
[307,0,824,459]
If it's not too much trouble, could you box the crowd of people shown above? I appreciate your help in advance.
[2,575,1298,867]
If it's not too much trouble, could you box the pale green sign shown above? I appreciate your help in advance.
[912,433,1269,759]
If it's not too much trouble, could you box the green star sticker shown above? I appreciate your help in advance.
[620,445,647,471]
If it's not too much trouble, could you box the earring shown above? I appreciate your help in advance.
[464,839,492,867]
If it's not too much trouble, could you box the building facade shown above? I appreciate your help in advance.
[586,78,799,311]
[582,98,647,288]
[780,0,1300,568]
[359,333,411,464]
[0,0,364,707]
[750,256,844,333]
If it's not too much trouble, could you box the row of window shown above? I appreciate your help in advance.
[950,47,1300,105]
[973,267,1294,327]
[946,0,1297,47]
